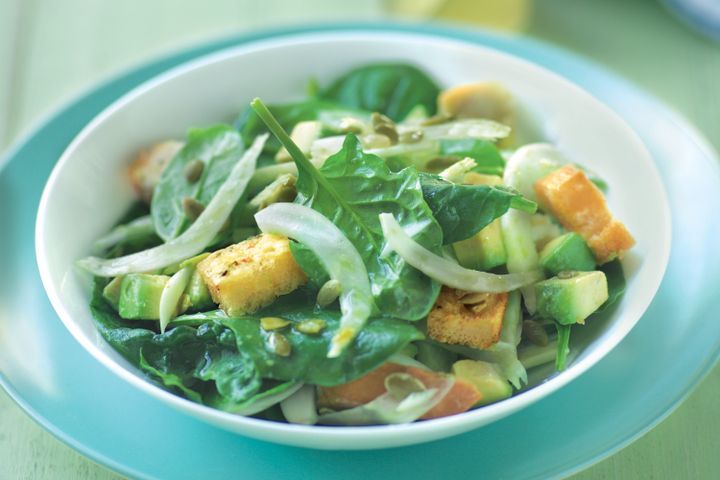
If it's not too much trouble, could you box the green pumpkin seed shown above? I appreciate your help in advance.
[522,319,549,347]
[260,316,290,331]
[267,331,292,357]
[398,129,424,144]
[316,279,341,307]
[182,197,205,222]
[295,318,326,335]
[183,159,204,183]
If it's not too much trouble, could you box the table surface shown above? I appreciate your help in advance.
[1,0,719,478]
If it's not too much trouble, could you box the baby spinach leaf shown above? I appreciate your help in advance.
[289,241,330,289]
[320,63,440,121]
[151,125,245,241]
[219,294,424,386]
[89,280,262,410]
[419,174,537,244]
[594,259,627,313]
[439,139,505,176]
[295,134,443,320]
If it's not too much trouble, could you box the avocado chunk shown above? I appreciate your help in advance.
[102,276,124,309]
[452,359,512,406]
[118,274,169,320]
[535,271,608,325]
[453,220,508,271]
[185,269,214,310]
[539,232,596,275]
[452,173,508,271]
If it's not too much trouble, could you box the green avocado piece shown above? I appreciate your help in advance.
[539,232,596,275]
[185,270,214,310]
[453,219,508,271]
[118,274,169,320]
[452,359,512,406]
[535,271,608,325]
[102,276,124,309]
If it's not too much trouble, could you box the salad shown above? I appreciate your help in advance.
[77,63,635,425]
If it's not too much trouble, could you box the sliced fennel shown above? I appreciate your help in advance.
[500,209,541,312]
[77,134,267,276]
[221,381,303,416]
[158,266,193,333]
[280,384,317,425]
[317,373,454,425]
[379,213,542,292]
[91,215,155,255]
[254,203,374,358]
[503,143,566,202]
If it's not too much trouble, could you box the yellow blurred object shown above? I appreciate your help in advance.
[385,0,530,31]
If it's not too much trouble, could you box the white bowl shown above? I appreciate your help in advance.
[35,31,671,450]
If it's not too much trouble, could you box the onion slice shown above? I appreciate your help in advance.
[77,134,267,276]
[254,203,374,358]
[379,213,542,292]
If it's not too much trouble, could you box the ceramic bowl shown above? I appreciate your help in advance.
[36,31,671,449]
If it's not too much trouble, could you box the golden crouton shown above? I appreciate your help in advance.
[196,234,307,316]
[427,287,508,349]
[128,140,183,203]
[534,165,635,264]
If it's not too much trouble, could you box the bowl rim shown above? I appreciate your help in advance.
[35,29,672,447]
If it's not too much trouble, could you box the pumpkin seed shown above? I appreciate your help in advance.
[316,279,341,307]
[267,331,292,357]
[522,319,549,346]
[183,159,204,183]
[459,291,489,306]
[260,316,290,331]
[296,318,326,335]
[371,112,398,144]
[181,197,205,222]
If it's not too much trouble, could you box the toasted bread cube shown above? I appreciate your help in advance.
[427,287,508,350]
[128,141,183,203]
[317,363,482,420]
[534,165,635,264]
[196,234,307,316]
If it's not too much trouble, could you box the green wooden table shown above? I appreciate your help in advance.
[1,0,718,478]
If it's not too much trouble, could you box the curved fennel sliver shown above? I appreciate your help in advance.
[158,266,193,333]
[77,134,268,276]
[378,213,542,292]
[254,203,374,359]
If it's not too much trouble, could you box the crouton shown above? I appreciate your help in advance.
[196,234,307,316]
[534,165,635,264]
[128,140,183,203]
[427,287,508,350]
[438,82,513,125]
[317,362,482,420]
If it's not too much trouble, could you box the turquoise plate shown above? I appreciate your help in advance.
[1,24,719,480]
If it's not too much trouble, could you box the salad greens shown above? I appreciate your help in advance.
[78,63,633,426]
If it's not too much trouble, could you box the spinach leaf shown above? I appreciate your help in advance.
[219,293,424,386]
[295,134,444,320]
[439,139,505,176]
[151,125,245,241]
[289,241,330,289]
[320,64,440,121]
[89,280,262,410]
[595,259,627,313]
[419,174,537,244]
